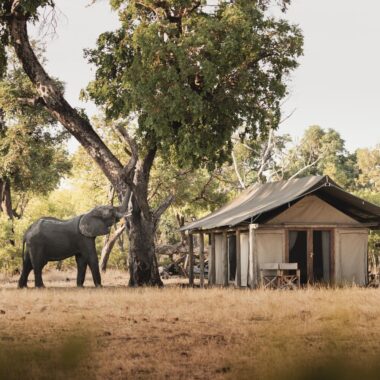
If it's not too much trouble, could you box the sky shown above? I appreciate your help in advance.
[31,0,380,153]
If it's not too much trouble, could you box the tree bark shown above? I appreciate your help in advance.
[0,179,3,213]
[128,204,163,286]
[2,179,14,220]
[6,6,164,286]
[0,178,14,220]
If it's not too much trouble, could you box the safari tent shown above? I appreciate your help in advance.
[182,175,380,287]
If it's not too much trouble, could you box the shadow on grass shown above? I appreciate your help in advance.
[282,358,380,380]
[0,335,91,380]
[230,354,380,380]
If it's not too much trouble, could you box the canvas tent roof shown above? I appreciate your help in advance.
[182,175,380,231]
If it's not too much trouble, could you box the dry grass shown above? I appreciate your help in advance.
[1,270,380,379]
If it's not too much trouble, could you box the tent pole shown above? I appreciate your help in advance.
[249,224,259,288]
[188,233,194,286]
[199,232,205,288]
[236,229,241,288]
[210,233,216,286]
[223,231,229,287]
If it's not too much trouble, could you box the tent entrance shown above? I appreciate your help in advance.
[289,231,308,284]
[228,235,237,282]
[288,229,332,284]
[312,231,331,283]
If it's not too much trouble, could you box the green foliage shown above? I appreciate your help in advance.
[356,145,380,191]
[280,126,358,188]
[0,49,71,201]
[0,215,19,273]
[0,1,55,21]
[354,190,380,256]
[86,0,303,169]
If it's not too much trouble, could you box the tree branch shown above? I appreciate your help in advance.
[153,193,174,222]
[257,128,274,182]
[142,145,157,179]
[231,150,245,189]
[6,10,125,190]
[114,123,138,182]
[288,155,323,180]
[182,1,202,16]
[100,224,126,272]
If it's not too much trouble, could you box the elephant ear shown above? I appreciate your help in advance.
[79,210,110,237]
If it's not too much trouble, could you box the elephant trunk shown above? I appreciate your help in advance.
[114,189,130,218]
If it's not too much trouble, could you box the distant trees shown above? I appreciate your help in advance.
[356,145,380,191]
[223,126,360,192]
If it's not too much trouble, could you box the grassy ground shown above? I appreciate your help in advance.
[1,270,380,379]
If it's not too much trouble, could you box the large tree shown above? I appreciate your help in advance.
[0,0,302,286]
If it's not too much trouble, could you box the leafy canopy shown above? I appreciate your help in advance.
[0,50,71,196]
[0,0,55,78]
[86,0,303,169]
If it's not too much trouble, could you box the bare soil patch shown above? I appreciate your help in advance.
[1,270,380,379]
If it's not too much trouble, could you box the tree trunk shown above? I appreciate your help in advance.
[0,178,15,245]
[2,179,14,220]
[0,178,14,219]
[128,206,163,286]
[0,179,3,213]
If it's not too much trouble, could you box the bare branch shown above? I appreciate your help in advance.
[257,128,274,181]
[231,150,245,189]
[153,193,174,222]
[279,108,296,125]
[288,156,323,180]
[115,123,138,159]
[100,224,126,272]
[193,174,217,203]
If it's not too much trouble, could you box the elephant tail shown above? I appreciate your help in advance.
[22,237,26,262]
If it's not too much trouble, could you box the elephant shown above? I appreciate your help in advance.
[18,199,128,288]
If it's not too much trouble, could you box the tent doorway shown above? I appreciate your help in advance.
[289,231,308,284]
[228,235,236,282]
[313,230,331,283]
[288,229,332,284]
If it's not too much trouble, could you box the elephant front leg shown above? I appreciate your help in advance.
[87,254,102,287]
[75,255,87,287]
[81,239,102,287]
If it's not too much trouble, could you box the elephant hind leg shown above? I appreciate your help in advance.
[28,246,47,288]
[34,267,45,288]
[75,255,87,287]
[18,251,33,288]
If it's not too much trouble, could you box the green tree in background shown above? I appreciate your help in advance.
[356,145,380,191]
[275,126,357,187]
[0,52,71,220]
